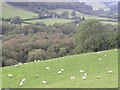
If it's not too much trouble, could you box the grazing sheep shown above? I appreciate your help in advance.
[38,60,40,62]
[15,64,19,67]
[46,67,50,70]
[82,76,86,80]
[97,52,100,54]
[20,79,26,87]
[60,69,64,72]
[42,80,47,84]
[8,74,13,78]
[35,75,39,78]
[84,73,87,76]
[70,76,75,80]
[58,71,62,74]
[104,55,107,57]
[97,76,100,79]
[80,70,85,73]
[34,60,37,62]
[18,63,22,65]
[115,49,117,50]
[99,58,101,60]
[108,70,114,74]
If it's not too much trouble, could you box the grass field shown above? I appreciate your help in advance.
[23,19,72,25]
[2,49,118,88]
[85,2,109,11]
[52,9,111,20]
[2,3,37,19]
[100,21,118,25]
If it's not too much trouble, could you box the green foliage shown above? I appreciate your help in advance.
[28,49,46,61]
[74,19,118,53]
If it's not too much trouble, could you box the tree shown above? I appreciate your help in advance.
[60,11,69,19]
[10,16,22,24]
[71,10,77,19]
[74,20,108,53]
[28,49,47,61]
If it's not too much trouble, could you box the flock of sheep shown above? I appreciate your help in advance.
[7,49,117,87]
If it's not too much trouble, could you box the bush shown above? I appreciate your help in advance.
[28,49,47,62]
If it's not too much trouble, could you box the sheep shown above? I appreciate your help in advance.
[104,55,107,57]
[18,63,22,65]
[38,60,40,62]
[46,67,50,70]
[108,70,114,74]
[34,60,37,62]
[99,58,102,60]
[84,73,87,76]
[8,74,13,78]
[19,79,26,87]
[97,76,100,79]
[15,64,19,67]
[97,52,100,54]
[70,76,75,80]
[35,75,39,78]
[115,49,117,50]
[82,76,86,80]
[58,71,62,74]
[60,69,64,72]
[42,80,47,84]
[80,70,85,73]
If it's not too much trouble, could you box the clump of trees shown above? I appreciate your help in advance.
[2,19,118,67]
[74,20,118,53]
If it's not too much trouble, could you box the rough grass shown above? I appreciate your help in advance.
[2,3,37,19]
[23,19,72,25]
[2,49,118,88]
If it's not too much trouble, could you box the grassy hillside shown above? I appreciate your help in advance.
[2,49,118,88]
[85,2,109,11]
[2,3,37,19]
[52,9,110,20]
[23,19,72,25]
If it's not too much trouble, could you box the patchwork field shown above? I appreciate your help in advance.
[23,19,72,25]
[2,49,118,88]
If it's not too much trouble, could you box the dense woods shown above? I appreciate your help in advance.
[1,20,118,67]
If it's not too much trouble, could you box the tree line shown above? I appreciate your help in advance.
[1,20,119,66]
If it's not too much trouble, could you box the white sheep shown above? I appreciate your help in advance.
[97,52,100,54]
[115,49,117,50]
[60,69,64,72]
[38,60,40,62]
[18,63,22,65]
[46,67,50,70]
[84,73,87,76]
[19,79,26,87]
[35,75,39,78]
[42,80,47,84]
[97,76,100,79]
[99,58,102,60]
[80,70,85,73]
[8,74,13,78]
[58,71,62,74]
[108,70,114,74]
[70,76,75,80]
[15,64,19,67]
[34,60,37,62]
[82,76,86,80]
